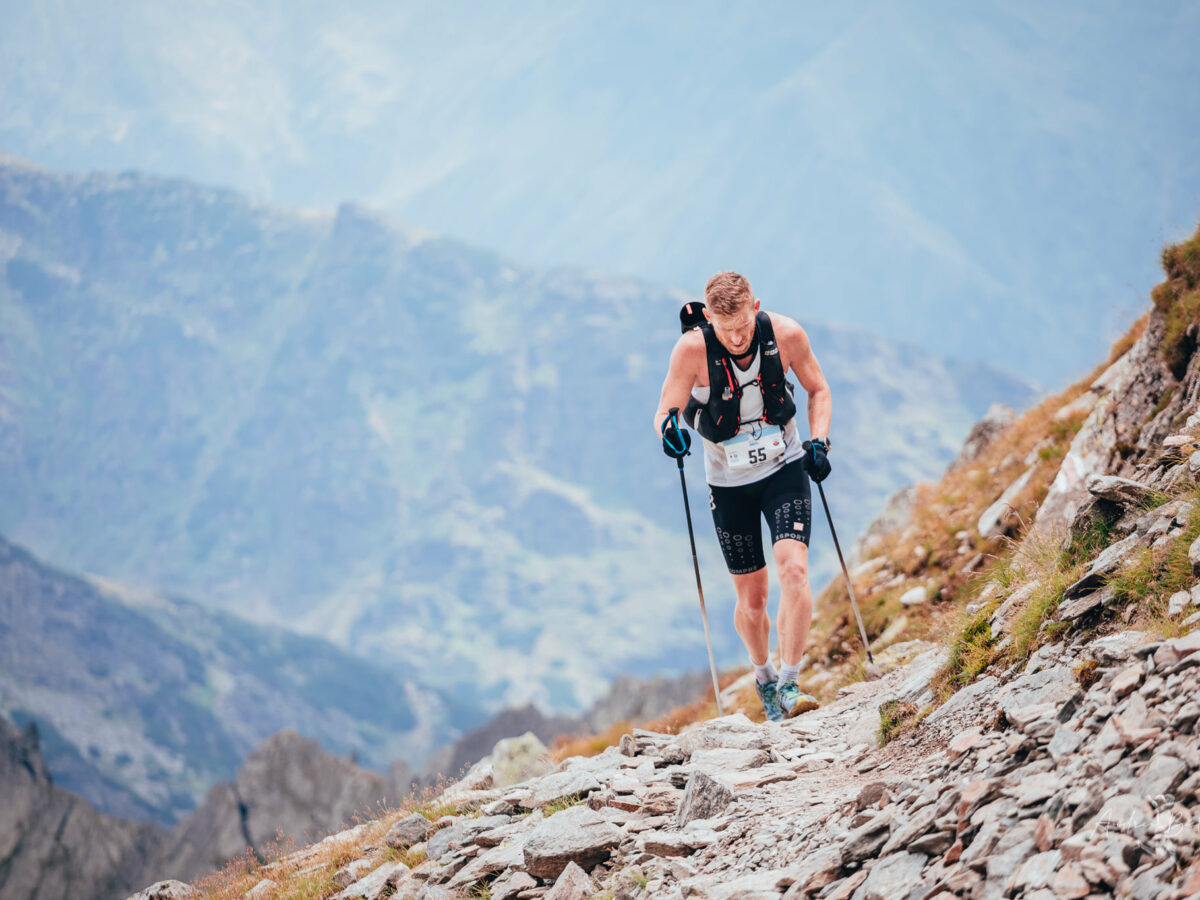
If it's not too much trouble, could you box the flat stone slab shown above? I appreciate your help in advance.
[521,806,623,880]
[522,772,602,809]
[688,747,770,772]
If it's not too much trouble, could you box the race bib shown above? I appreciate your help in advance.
[724,423,784,468]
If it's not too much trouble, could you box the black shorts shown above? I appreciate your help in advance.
[708,458,812,575]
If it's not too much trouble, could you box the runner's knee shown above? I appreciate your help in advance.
[777,554,808,588]
[736,590,770,614]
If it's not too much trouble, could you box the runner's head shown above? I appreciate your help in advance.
[703,271,760,356]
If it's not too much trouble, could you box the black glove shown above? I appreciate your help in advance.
[661,408,692,459]
[802,438,831,482]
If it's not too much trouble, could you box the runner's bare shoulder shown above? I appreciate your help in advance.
[766,311,811,357]
[670,327,708,373]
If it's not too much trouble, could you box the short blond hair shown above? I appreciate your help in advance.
[704,271,753,316]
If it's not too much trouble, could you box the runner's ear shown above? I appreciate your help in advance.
[680,302,707,334]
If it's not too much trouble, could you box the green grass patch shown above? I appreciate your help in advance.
[877,700,927,746]
[1008,568,1075,664]
[1154,222,1200,378]
[932,601,1000,701]
[543,793,586,816]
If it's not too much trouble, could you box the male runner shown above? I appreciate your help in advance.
[654,271,832,721]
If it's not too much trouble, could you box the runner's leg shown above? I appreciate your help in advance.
[760,459,814,670]
[774,540,812,669]
[708,482,771,665]
[732,567,771,665]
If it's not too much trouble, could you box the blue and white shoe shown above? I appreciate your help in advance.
[755,678,783,723]
[778,681,820,718]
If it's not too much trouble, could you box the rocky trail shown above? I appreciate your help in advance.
[130,620,1200,899]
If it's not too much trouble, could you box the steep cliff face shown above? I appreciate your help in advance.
[0,716,161,900]
[144,730,412,887]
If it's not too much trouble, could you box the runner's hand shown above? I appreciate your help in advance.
[802,439,831,482]
[661,409,692,459]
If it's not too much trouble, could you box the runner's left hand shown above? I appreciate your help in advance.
[802,439,831,482]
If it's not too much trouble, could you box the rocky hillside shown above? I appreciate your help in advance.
[0,154,1034,715]
[0,718,423,900]
[0,535,467,825]
[124,221,1200,898]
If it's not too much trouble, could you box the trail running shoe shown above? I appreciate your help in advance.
[778,681,820,718]
[755,678,783,723]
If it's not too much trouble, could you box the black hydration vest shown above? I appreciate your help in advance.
[683,311,797,443]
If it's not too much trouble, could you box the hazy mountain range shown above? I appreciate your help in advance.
[0,534,461,825]
[1,2,1196,382]
[0,156,1034,721]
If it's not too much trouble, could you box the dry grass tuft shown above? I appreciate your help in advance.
[191,778,471,900]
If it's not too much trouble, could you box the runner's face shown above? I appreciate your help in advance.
[707,299,759,355]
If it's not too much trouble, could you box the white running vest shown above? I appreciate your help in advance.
[691,346,804,487]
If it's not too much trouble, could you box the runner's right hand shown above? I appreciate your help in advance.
[661,409,692,459]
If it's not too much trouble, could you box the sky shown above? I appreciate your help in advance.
[2,0,1199,382]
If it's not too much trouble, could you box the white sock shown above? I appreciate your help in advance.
[752,656,778,683]
[779,662,800,684]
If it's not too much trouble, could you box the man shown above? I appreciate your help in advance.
[654,271,832,722]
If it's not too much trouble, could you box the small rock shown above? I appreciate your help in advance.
[841,811,892,863]
[1065,534,1142,597]
[332,862,407,900]
[1110,663,1144,697]
[523,771,602,809]
[1050,863,1090,899]
[331,859,375,889]
[491,870,538,900]
[386,813,434,848]
[635,784,682,816]
[1085,474,1157,507]
[1169,591,1191,617]
[1007,849,1062,893]
[948,727,984,759]
[426,824,466,862]
[126,884,199,900]
[1153,629,1200,666]
[899,586,927,606]
[779,846,842,897]
[851,851,927,900]
[676,770,733,827]
[544,861,594,900]
[640,831,713,857]
[854,781,889,811]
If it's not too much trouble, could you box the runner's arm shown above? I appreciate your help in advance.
[776,318,832,442]
[654,334,702,437]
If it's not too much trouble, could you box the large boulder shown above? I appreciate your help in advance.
[492,732,555,788]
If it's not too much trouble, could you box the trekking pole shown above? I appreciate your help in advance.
[815,482,878,674]
[675,455,725,716]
